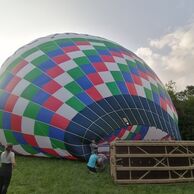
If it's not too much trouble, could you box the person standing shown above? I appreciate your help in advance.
[0,144,16,194]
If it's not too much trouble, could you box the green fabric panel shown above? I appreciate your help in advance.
[4,130,18,144]
[38,41,58,52]
[68,67,84,79]
[74,57,90,66]
[66,97,85,112]
[34,121,49,136]
[111,71,123,81]
[24,68,42,81]
[51,139,66,149]
[93,45,107,50]
[83,49,98,56]
[21,84,39,100]
[23,102,40,119]
[31,55,50,66]
[144,88,153,101]
[65,82,83,95]
[21,145,39,154]
[106,82,121,95]
[118,63,129,72]
[55,38,72,44]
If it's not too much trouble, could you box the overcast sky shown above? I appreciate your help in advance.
[0,0,194,91]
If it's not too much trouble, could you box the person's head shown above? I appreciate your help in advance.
[5,144,13,152]
[93,149,98,155]
[91,140,96,143]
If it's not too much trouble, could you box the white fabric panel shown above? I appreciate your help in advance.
[90,42,106,47]
[143,127,168,140]
[12,79,30,96]
[167,105,173,119]
[96,84,112,98]
[55,148,72,157]
[34,153,47,157]
[120,130,130,139]
[53,87,73,102]
[149,76,157,86]
[99,72,114,83]
[56,103,77,120]
[35,136,53,148]
[16,63,34,78]
[122,53,136,62]
[113,56,127,65]
[25,50,45,62]
[12,98,29,115]
[0,129,7,145]
[59,60,77,71]
[77,45,94,50]
[131,125,137,133]
[21,117,35,135]
[105,62,120,71]
[141,78,151,89]
[54,72,73,86]
[135,84,146,98]
[67,51,85,59]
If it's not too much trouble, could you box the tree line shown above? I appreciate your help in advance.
[165,81,194,140]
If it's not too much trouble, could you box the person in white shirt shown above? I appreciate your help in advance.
[0,144,16,194]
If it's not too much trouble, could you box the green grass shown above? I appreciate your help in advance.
[5,156,194,194]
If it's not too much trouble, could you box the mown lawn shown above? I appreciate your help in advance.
[6,156,194,194]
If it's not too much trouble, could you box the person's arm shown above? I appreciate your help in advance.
[10,152,16,167]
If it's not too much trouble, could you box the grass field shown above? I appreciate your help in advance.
[5,156,194,194]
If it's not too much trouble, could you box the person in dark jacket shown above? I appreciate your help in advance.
[0,144,16,194]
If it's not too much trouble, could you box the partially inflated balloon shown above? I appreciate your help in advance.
[0,33,181,160]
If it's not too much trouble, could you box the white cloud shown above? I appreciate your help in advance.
[136,23,194,91]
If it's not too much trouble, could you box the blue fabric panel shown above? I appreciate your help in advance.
[33,74,51,87]
[47,49,64,57]
[97,50,111,55]
[122,72,133,82]
[0,93,9,109]
[76,76,93,90]
[89,103,106,116]
[33,90,50,104]
[77,92,93,106]
[117,82,129,94]
[81,64,96,74]
[129,67,139,75]
[58,41,75,47]
[123,95,136,108]
[88,55,102,63]
[37,108,53,123]
[79,107,98,121]
[48,127,64,141]
[2,112,11,129]
[39,60,56,71]
[72,114,92,128]
[13,132,27,144]
[0,73,13,89]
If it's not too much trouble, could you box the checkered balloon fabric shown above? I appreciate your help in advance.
[0,33,181,160]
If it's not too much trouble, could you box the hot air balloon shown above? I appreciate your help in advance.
[0,33,181,160]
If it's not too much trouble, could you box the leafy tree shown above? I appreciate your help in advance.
[165,81,194,140]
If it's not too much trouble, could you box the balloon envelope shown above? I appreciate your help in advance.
[0,33,181,160]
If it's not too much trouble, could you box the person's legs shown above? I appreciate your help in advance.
[0,175,4,193]
[87,166,97,173]
[1,175,11,194]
